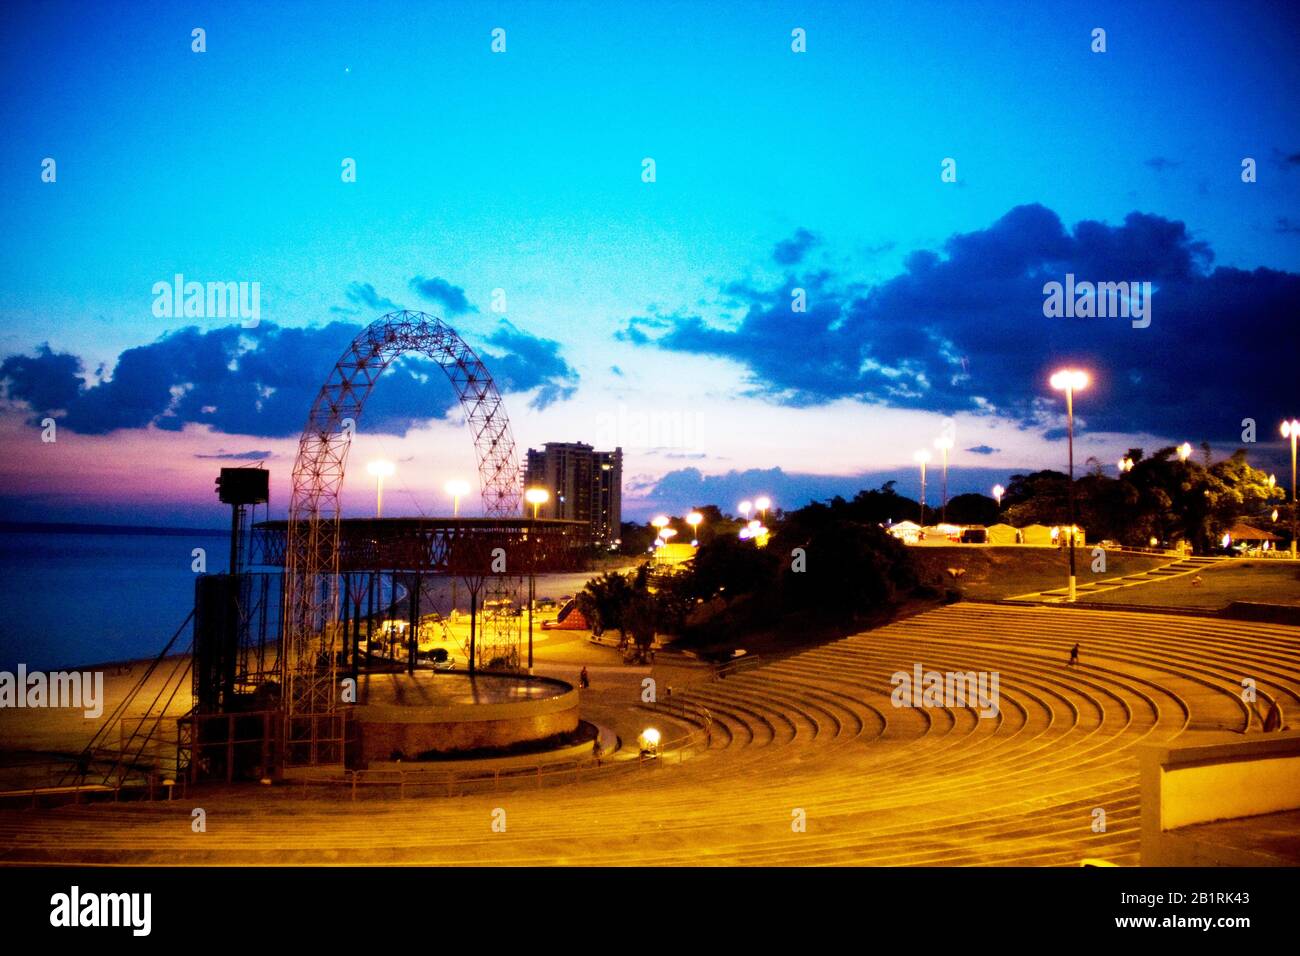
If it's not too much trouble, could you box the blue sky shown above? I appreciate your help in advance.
[1,0,1298,524]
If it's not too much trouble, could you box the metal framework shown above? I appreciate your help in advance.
[282,312,522,764]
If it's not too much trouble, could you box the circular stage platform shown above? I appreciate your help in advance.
[350,671,579,766]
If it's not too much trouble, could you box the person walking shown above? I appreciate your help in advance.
[1067,643,1080,668]
[579,665,590,689]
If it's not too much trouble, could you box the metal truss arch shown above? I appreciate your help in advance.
[281,311,522,758]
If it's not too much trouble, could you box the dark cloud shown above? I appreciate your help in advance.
[2,318,579,436]
[772,228,820,266]
[345,282,401,312]
[195,449,273,460]
[1144,157,1181,172]
[409,276,476,315]
[1272,148,1300,170]
[619,203,1300,441]
[480,320,579,409]
[1276,217,1300,234]
[0,345,82,412]
[966,445,999,455]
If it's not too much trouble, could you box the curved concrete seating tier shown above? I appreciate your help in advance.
[1,605,1296,866]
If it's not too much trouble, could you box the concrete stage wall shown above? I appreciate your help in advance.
[350,674,579,766]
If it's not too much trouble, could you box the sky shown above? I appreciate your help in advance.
[1,0,1298,526]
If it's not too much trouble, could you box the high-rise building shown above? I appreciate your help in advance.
[523,442,622,546]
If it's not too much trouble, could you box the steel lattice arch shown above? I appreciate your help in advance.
[281,311,525,763]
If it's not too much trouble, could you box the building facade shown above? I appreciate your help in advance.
[523,442,623,546]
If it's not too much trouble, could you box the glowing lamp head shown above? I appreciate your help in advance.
[914,449,931,464]
[524,487,550,508]
[651,515,670,529]
[1283,419,1300,438]
[934,435,954,451]
[1177,442,1192,462]
[754,496,771,512]
[444,479,471,497]
[992,484,1004,502]
[1049,369,1089,391]
[660,527,678,540]
[366,459,395,478]
[686,511,703,528]
[738,500,752,517]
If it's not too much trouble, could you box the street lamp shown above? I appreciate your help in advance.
[1049,368,1089,602]
[934,435,954,523]
[913,449,931,524]
[1118,457,1134,474]
[686,510,703,545]
[992,484,1004,509]
[738,500,752,521]
[1177,442,1193,463]
[525,487,550,520]
[366,460,395,518]
[754,496,771,523]
[1283,419,1300,557]
[444,478,471,517]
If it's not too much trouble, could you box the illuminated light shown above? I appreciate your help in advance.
[738,500,752,519]
[651,515,670,530]
[686,511,703,529]
[639,727,661,755]
[1177,442,1192,462]
[366,460,395,518]
[991,484,1004,506]
[913,449,931,464]
[445,478,471,517]
[524,487,550,519]
[1049,369,1089,391]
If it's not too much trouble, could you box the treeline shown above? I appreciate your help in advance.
[587,498,948,654]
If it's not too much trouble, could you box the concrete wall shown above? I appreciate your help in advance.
[1139,730,1300,865]
[352,685,580,766]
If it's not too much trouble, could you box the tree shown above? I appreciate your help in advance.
[576,571,634,644]
[945,493,999,525]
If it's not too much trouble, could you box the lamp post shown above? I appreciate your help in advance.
[686,510,703,545]
[1177,442,1192,463]
[1050,369,1089,602]
[366,460,395,518]
[525,487,549,520]
[1283,419,1300,558]
[992,484,1004,509]
[913,450,931,524]
[445,478,471,517]
[738,500,752,522]
[934,435,954,523]
[754,496,771,523]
